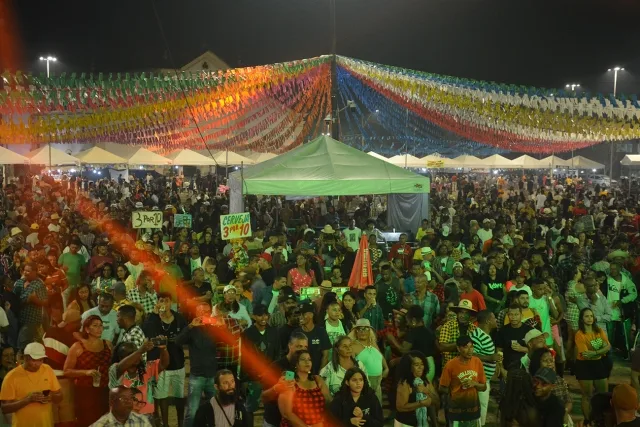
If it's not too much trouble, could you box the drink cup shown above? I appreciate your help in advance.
[93,371,101,387]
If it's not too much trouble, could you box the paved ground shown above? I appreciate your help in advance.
[163,354,630,426]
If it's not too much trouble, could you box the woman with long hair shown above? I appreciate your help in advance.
[341,291,358,333]
[529,347,573,426]
[67,283,95,315]
[213,284,252,328]
[329,367,384,427]
[574,307,610,422]
[116,264,135,291]
[63,315,112,426]
[202,256,219,287]
[90,262,116,296]
[287,254,317,294]
[278,349,332,427]
[481,264,506,314]
[394,351,439,427]
[350,320,388,404]
[108,339,169,420]
[499,368,540,427]
[320,335,368,396]
[199,232,217,259]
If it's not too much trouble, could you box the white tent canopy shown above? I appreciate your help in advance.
[126,148,171,166]
[239,151,278,164]
[567,156,605,169]
[26,146,79,165]
[448,154,485,168]
[204,150,255,166]
[621,155,640,166]
[388,154,423,168]
[480,154,518,168]
[75,147,126,165]
[539,155,571,168]
[0,147,29,165]
[511,155,546,169]
[165,149,218,166]
[367,152,392,162]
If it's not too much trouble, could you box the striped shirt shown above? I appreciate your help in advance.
[470,328,496,381]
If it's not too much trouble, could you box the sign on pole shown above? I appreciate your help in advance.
[132,211,163,229]
[174,214,193,228]
[220,212,252,240]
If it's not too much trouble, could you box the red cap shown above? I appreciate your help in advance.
[259,253,272,263]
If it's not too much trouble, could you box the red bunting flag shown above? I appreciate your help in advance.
[348,235,373,290]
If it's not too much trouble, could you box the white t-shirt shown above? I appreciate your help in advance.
[342,227,362,251]
[325,320,346,346]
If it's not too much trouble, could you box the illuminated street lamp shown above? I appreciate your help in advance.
[38,56,57,78]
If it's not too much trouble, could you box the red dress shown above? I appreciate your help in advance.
[281,379,325,427]
[289,268,315,294]
[74,340,112,427]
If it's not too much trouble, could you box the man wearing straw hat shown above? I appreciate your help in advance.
[439,300,477,369]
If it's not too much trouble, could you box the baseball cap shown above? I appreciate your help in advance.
[299,303,315,315]
[453,262,463,269]
[223,284,237,294]
[24,342,46,360]
[135,202,144,208]
[421,247,434,255]
[612,384,638,411]
[524,329,548,344]
[534,367,557,384]
[259,253,272,263]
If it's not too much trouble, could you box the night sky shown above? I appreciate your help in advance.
[6,0,640,96]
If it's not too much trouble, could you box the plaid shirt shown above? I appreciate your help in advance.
[126,288,158,315]
[91,411,153,426]
[358,302,385,332]
[119,325,146,363]
[408,291,440,328]
[16,278,47,325]
[439,318,476,367]
[214,315,245,372]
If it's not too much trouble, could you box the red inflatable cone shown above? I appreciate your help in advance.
[348,234,373,290]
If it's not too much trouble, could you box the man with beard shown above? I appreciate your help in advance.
[242,304,280,426]
[194,369,248,427]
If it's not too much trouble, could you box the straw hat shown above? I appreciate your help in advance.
[450,299,477,313]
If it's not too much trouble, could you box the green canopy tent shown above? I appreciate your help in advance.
[229,135,430,232]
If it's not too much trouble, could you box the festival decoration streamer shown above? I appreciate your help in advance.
[2,54,639,154]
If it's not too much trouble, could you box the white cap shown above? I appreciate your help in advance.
[24,342,46,360]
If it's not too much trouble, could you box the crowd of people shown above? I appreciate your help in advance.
[0,170,639,427]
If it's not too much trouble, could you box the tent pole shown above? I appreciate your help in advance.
[48,142,52,175]
[240,161,245,212]
[226,149,229,181]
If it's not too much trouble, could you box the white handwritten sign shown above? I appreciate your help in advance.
[132,211,163,229]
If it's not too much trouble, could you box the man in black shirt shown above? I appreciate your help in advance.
[176,301,217,427]
[496,304,533,371]
[261,332,308,427]
[611,384,640,427]
[294,303,330,374]
[242,304,280,426]
[142,292,188,427]
[277,306,301,358]
[396,305,436,374]
[257,253,276,288]
[533,368,566,427]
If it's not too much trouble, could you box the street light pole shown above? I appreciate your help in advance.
[607,67,624,185]
[39,56,57,78]
[39,56,57,173]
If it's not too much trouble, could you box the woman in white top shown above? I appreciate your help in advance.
[320,335,368,395]
[325,300,346,346]
[212,284,252,328]
[350,319,389,403]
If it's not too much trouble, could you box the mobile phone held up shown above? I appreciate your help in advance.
[151,336,167,347]
[284,371,295,381]
[201,316,221,326]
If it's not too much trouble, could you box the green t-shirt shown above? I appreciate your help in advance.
[58,252,86,288]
